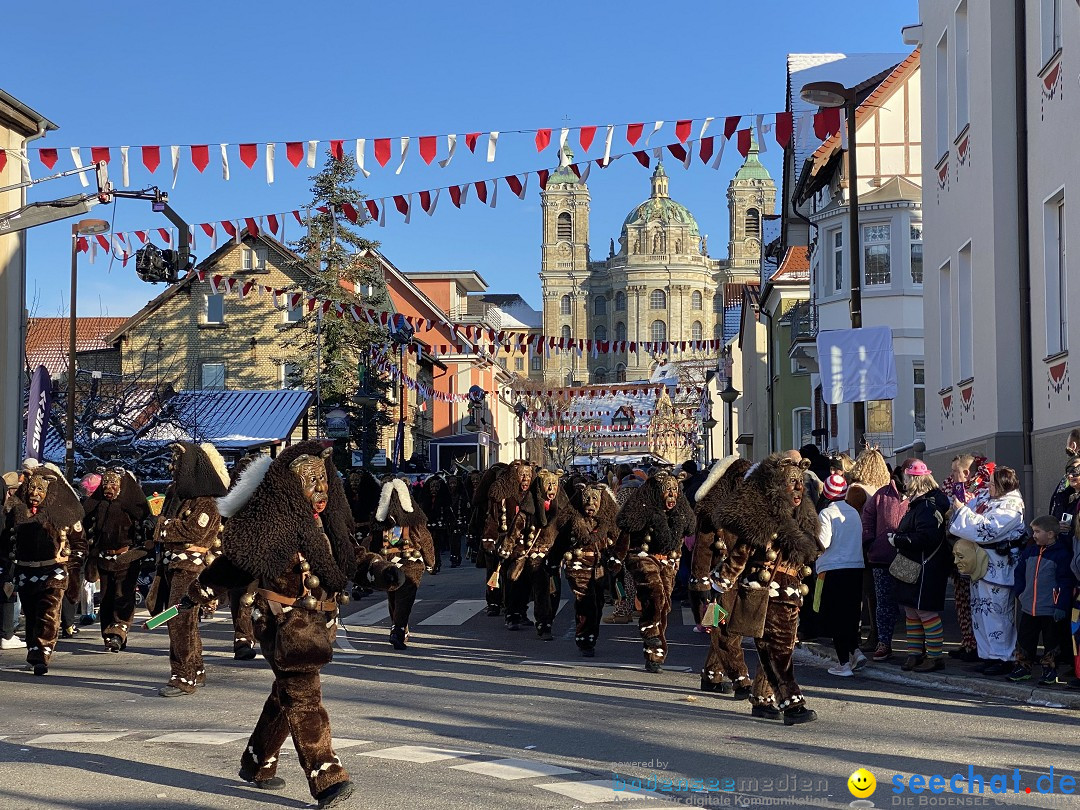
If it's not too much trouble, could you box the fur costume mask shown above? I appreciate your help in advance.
[569,483,618,541]
[616,472,695,556]
[18,467,83,529]
[217,442,356,594]
[486,461,532,508]
[163,442,229,515]
[715,453,821,566]
[373,479,426,529]
[517,469,567,529]
[87,468,148,520]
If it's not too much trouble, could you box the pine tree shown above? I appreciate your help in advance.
[285,151,391,466]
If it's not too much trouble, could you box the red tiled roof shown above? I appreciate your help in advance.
[25,317,126,374]
[771,246,811,282]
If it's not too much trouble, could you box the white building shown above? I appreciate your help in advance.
[913,0,1076,502]
[793,50,924,458]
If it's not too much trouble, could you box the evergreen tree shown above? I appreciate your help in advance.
[285,151,391,466]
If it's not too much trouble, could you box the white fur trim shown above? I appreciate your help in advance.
[601,484,618,507]
[392,479,413,513]
[376,478,415,522]
[695,453,740,503]
[216,455,272,518]
[200,443,230,489]
[743,462,761,480]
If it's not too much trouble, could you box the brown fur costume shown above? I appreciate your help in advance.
[418,475,452,572]
[83,468,150,648]
[479,462,527,615]
[370,478,435,648]
[615,472,695,669]
[551,483,619,652]
[196,441,399,806]
[152,442,229,695]
[713,453,822,721]
[2,465,85,673]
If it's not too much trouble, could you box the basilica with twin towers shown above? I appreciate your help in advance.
[537,143,775,385]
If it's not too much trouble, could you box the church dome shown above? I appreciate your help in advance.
[619,164,700,244]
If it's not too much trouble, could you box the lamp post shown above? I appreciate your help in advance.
[702,411,717,465]
[514,400,528,460]
[67,218,110,480]
[800,80,866,451]
[719,382,740,458]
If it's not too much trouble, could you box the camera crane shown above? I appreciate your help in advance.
[0,160,193,283]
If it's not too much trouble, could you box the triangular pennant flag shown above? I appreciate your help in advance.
[626,123,643,145]
[330,139,344,161]
[39,148,58,169]
[737,128,752,157]
[633,150,650,168]
[190,144,209,172]
[474,180,488,204]
[724,116,740,140]
[394,195,409,217]
[244,217,259,237]
[90,146,111,165]
[221,220,237,240]
[239,143,258,168]
[448,185,463,208]
[365,199,379,220]
[438,134,457,168]
[814,108,841,140]
[341,203,358,223]
[505,174,525,199]
[675,120,692,143]
[535,128,552,152]
[141,145,160,173]
[699,136,714,164]
[464,132,481,152]
[374,138,391,167]
[775,112,793,148]
[579,125,596,152]
[667,143,688,162]
[286,141,304,167]
[419,136,437,164]
[537,168,550,189]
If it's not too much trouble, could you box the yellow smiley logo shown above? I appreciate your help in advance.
[848,768,876,798]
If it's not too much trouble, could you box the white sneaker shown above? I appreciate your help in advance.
[850,649,868,671]
[828,662,854,677]
[1,635,27,650]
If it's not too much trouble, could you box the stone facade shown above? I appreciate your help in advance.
[538,148,774,385]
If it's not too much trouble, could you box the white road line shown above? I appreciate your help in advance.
[418,599,487,626]
[522,660,693,673]
[449,757,577,780]
[681,606,695,627]
[26,732,135,745]
[357,745,479,763]
[330,738,372,749]
[146,731,249,745]
[341,599,406,627]
[535,779,664,804]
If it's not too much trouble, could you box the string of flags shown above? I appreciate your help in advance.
[1,109,843,185]
[369,349,470,404]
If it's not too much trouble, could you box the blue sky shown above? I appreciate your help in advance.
[5,0,917,318]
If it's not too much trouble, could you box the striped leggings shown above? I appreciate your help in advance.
[903,607,943,659]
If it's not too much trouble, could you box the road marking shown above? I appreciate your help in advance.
[418,599,487,626]
[146,731,249,745]
[522,660,693,673]
[449,757,577,780]
[357,745,478,763]
[342,599,417,627]
[681,606,695,627]
[535,779,664,803]
[331,738,372,749]
[26,732,135,745]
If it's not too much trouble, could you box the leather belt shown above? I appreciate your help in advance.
[101,546,130,556]
[256,587,337,613]
[17,557,69,568]
[773,563,802,578]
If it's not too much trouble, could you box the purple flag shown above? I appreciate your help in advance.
[25,365,53,463]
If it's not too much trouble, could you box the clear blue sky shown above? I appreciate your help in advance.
[5,0,917,319]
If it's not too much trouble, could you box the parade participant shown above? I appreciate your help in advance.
[2,464,86,675]
[549,482,619,656]
[224,456,259,660]
[369,477,435,649]
[689,455,753,695]
[190,441,402,808]
[499,468,568,639]
[444,473,467,567]
[150,442,229,696]
[418,474,452,574]
[716,453,823,724]
[480,461,532,622]
[472,463,508,614]
[615,471,696,673]
[82,466,151,652]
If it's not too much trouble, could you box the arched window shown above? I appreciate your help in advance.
[594,325,607,343]
[561,325,572,341]
[594,368,608,384]
[714,293,723,313]
[615,321,627,342]
[615,291,626,311]
[557,212,572,241]
[691,290,703,310]
[616,363,627,382]
[651,320,667,343]
[563,368,573,385]
[650,289,667,309]
[692,321,703,340]
[714,323,722,340]
[745,208,760,238]
[560,294,571,315]
[593,295,607,316]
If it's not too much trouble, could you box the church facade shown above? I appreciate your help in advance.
[538,145,775,385]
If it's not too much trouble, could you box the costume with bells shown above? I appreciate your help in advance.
[714,454,823,724]
[369,478,436,650]
[473,463,509,614]
[82,466,151,652]
[550,482,620,655]
[480,461,533,623]
[689,455,754,696]
[614,472,695,672]
[189,442,402,808]
[150,442,229,696]
[418,474,453,572]
[1,464,86,675]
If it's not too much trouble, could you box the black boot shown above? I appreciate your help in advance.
[750,704,780,720]
[316,780,355,809]
[234,643,257,661]
[644,660,663,673]
[450,555,462,568]
[700,673,721,693]
[389,626,408,650]
[537,624,554,641]
[103,634,122,653]
[580,646,595,657]
[783,706,818,725]
[239,768,286,790]
[485,604,501,617]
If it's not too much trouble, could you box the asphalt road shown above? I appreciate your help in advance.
[1,562,1077,810]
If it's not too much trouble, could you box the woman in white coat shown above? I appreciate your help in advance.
[949,466,1026,677]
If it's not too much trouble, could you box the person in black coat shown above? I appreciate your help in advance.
[890,460,950,673]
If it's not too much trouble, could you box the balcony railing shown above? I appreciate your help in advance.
[788,300,818,342]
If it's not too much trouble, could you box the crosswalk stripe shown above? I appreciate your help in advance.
[146,731,249,745]
[449,757,577,780]
[418,599,488,626]
[522,660,693,673]
[342,599,417,626]
[681,606,695,627]
[357,745,478,763]
[27,732,135,744]
[535,779,665,804]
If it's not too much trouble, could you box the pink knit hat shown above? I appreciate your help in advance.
[80,473,102,496]
[823,473,849,501]
[905,460,931,476]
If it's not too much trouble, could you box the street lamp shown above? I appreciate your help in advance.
[800,79,866,450]
[719,381,740,458]
[514,400,528,460]
[702,410,718,465]
[67,218,110,480]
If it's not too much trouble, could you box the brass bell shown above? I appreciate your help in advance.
[212,538,222,549]
[641,544,649,553]
[563,552,573,562]
[337,592,350,605]
[799,584,810,596]
[644,534,652,544]
[801,565,813,577]
[712,540,723,552]
[573,549,583,559]
[299,595,318,610]
[765,549,778,561]
[758,571,771,583]
[304,574,320,590]
[299,560,311,573]
[240,591,256,607]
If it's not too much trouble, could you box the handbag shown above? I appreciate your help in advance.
[888,553,922,584]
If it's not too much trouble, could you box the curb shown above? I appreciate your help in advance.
[795,642,1080,710]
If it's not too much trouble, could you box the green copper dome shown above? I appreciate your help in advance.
[547,144,580,185]
[620,163,700,240]
[734,134,772,181]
